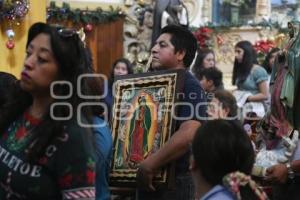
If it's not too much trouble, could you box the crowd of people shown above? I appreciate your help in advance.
[0,21,299,200]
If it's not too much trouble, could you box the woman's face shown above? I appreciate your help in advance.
[202,53,215,68]
[114,62,129,76]
[235,47,244,63]
[21,33,59,94]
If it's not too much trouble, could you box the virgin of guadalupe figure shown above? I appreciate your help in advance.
[127,95,151,167]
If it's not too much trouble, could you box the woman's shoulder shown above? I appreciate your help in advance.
[251,65,268,80]
[252,65,268,74]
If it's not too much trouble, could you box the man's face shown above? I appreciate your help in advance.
[151,33,182,70]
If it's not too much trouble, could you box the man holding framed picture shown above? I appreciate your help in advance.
[137,24,207,200]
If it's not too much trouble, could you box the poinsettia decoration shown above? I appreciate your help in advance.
[193,27,214,48]
[253,39,275,64]
[253,39,275,54]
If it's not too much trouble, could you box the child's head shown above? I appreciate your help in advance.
[207,90,238,119]
[200,67,222,92]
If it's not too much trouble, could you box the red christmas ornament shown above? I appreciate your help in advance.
[84,24,93,32]
[6,40,15,49]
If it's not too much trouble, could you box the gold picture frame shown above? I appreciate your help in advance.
[109,69,185,187]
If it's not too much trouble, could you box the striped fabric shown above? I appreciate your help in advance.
[62,187,95,199]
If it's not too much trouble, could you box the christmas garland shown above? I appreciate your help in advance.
[0,0,29,21]
[47,1,125,25]
[0,0,29,50]
[191,21,289,33]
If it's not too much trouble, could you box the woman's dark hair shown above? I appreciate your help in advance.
[192,48,215,80]
[0,72,17,107]
[232,41,257,85]
[214,90,238,118]
[109,58,133,86]
[0,22,95,162]
[192,120,255,186]
[262,47,280,74]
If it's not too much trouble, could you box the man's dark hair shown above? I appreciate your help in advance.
[161,25,197,68]
[192,120,255,185]
[201,67,223,88]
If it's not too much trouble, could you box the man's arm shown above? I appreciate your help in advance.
[137,119,201,191]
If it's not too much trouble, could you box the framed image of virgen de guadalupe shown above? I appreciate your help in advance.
[109,69,185,187]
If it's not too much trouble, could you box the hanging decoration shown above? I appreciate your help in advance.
[0,0,29,49]
[47,2,125,29]
[0,0,29,21]
[6,28,15,49]
[84,23,93,32]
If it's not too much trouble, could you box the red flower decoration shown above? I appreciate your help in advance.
[15,127,26,140]
[86,170,95,185]
[253,40,275,54]
[58,174,73,188]
[193,27,214,48]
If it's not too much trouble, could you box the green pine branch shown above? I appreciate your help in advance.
[47,1,125,24]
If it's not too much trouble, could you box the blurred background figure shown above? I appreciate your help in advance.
[192,48,216,81]
[262,47,280,82]
[105,58,134,121]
